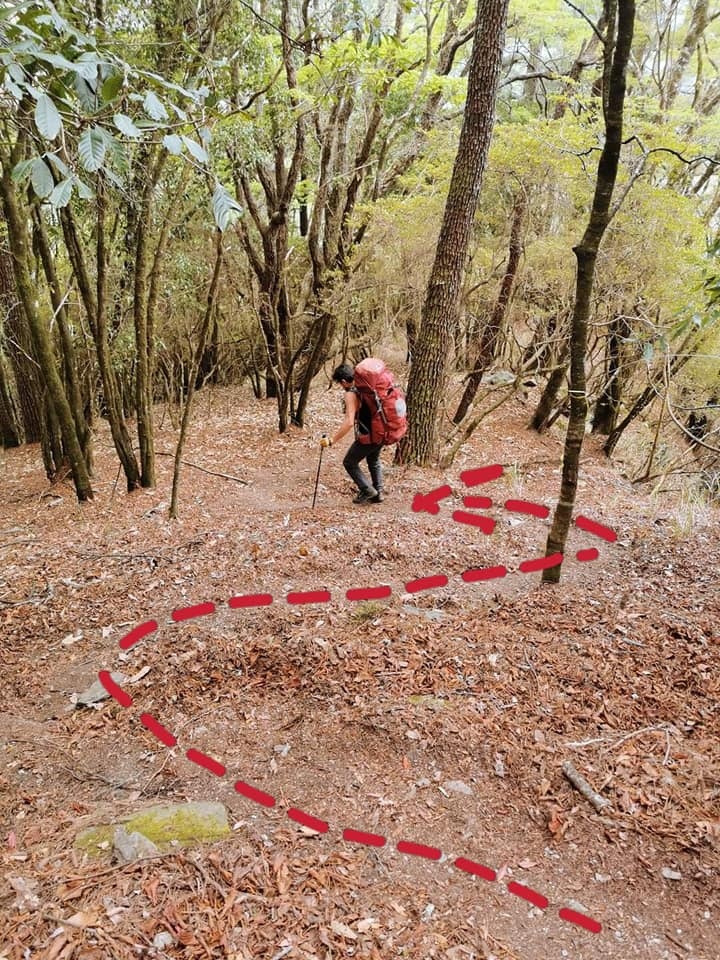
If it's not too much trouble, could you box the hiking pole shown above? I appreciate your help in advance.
[312,437,326,509]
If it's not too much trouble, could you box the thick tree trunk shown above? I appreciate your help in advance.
[401,0,510,465]
[0,173,93,500]
[543,0,635,584]
[453,188,525,424]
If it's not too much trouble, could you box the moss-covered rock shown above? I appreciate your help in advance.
[76,801,230,857]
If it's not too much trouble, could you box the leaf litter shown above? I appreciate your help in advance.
[1,385,718,959]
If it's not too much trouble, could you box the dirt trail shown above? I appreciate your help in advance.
[1,386,718,959]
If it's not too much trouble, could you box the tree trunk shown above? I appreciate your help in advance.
[453,187,525,424]
[60,196,142,491]
[603,346,693,456]
[0,239,44,446]
[170,231,224,519]
[401,0,510,465]
[31,210,92,466]
[543,0,635,584]
[529,350,569,432]
[0,172,93,500]
[591,313,629,434]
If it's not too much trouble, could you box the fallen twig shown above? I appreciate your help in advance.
[156,451,249,485]
[562,760,612,813]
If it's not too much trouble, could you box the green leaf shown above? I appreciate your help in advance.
[181,135,208,163]
[78,127,106,172]
[30,157,54,199]
[212,183,243,232]
[48,178,73,209]
[45,152,70,178]
[143,90,168,121]
[113,113,142,138]
[11,159,35,184]
[162,134,184,155]
[34,94,62,140]
[101,73,124,102]
[73,176,95,200]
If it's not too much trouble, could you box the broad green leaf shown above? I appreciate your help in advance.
[102,73,124,102]
[113,113,141,138]
[143,90,168,121]
[162,134,184,155]
[11,159,34,184]
[181,135,208,163]
[212,183,242,232]
[30,157,54,199]
[74,52,103,82]
[73,176,95,200]
[45,152,70,178]
[34,94,62,140]
[49,178,73,209]
[78,127,106,172]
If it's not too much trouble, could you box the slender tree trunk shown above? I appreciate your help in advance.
[529,350,569,432]
[603,347,693,456]
[591,314,628,434]
[543,0,635,584]
[0,173,93,500]
[31,210,92,465]
[401,0,510,465]
[453,187,525,424]
[170,231,224,519]
[0,239,44,446]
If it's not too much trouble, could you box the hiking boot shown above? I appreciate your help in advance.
[353,487,377,504]
[369,490,384,503]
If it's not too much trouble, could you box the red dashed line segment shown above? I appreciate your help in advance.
[519,553,563,573]
[559,908,603,934]
[100,468,616,936]
[229,593,273,609]
[172,602,216,622]
[508,881,549,909]
[287,589,331,605]
[461,464,504,486]
[461,565,508,583]
[140,713,177,747]
[186,748,226,777]
[343,828,387,848]
[346,585,392,602]
[505,499,550,519]
[577,547,600,562]
[397,840,442,861]
[288,808,330,833]
[119,620,158,651]
[234,780,276,808]
[452,510,496,534]
[405,574,448,594]
[462,495,493,509]
[98,670,133,708]
[412,484,453,515]
[575,515,617,543]
[454,857,497,882]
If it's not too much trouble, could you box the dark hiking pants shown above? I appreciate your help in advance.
[343,440,383,493]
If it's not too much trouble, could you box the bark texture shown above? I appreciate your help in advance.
[401,0,510,465]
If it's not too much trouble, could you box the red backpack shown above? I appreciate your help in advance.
[353,358,408,446]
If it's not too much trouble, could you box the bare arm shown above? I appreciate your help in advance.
[331,390,358,446]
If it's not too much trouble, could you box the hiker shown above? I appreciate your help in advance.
[320,359,407,504]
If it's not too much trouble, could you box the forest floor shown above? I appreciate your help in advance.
[1,383,718,960]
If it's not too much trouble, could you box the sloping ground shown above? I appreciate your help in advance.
[1,385,718,960]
